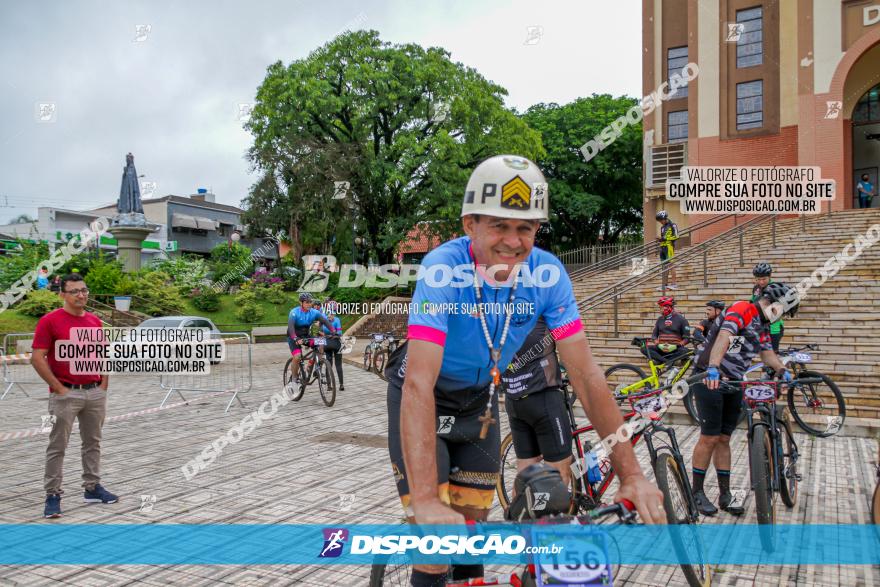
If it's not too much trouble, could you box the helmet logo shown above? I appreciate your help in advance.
[502,156,529,170]
[501,176,531,210]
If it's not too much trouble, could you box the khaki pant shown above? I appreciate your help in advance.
[44,388,107,495]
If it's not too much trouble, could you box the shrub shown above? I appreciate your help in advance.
[263,283,288,305]
[16,289,62,317]
[235,302,265,323]
[210,243,254,290]
[191,288,222,312]
[84,258,123,294]
[149,255,210,291]
[119,271,187,316]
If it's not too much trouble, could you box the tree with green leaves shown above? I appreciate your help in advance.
[243,30,544,264]
[522,95,643,249]
[208,242,255,290]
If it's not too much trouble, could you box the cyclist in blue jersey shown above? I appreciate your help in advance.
[321,306,345,391]
[287,292,335,390]
[383,155,665,587]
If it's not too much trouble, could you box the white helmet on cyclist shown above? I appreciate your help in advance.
[461,155,549,221]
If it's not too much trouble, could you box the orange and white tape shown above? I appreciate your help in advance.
[0,390,229,442]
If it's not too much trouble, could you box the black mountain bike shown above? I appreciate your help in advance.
[371,332,400,381]
[743,344,846,437]
[740,380,800,551]
[283,336,337,407]
[497,379,711,586]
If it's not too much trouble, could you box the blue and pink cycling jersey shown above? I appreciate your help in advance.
[288,307,332,339]
[322,316,343,336]
[407,236,582,391]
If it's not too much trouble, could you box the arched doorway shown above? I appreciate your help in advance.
[852,83,880,208]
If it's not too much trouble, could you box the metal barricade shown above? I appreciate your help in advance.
[158,332,252,413]
[1,333,43,400]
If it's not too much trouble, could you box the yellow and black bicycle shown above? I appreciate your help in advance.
[604,337,700,421]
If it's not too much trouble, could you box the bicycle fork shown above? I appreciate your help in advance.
[644,423,701,523]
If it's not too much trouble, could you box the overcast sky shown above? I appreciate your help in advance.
[0,0,641,223]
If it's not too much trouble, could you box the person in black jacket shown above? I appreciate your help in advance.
[643,296,690,364]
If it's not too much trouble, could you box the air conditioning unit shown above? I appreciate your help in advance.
[647,143,688,188]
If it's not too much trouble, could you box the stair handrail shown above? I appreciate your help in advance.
[577,214,775,333]
[567,213,746,281]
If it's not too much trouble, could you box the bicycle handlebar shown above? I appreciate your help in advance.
[781,343,818,354]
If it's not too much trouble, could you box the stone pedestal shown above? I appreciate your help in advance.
[108,226,153,273]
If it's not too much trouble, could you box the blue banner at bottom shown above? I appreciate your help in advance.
[0,524,877,565]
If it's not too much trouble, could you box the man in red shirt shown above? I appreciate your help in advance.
[31,274,117,519]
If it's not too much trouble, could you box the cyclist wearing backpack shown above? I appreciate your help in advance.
[750,262,784,351]
[656,210,679,290]
[321,306,345,392]
[690,283,798,516]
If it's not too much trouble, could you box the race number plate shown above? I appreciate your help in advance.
[744,384,775,401]
[372,334,385,342]
[792,352,812,363]
[312,337,327,346]
[532,526,612,587]
[633,395,667,416]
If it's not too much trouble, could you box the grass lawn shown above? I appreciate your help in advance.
[181,293,362,332]
[0,310,39,337]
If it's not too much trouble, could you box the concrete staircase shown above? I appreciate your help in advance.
[572,210,880,422]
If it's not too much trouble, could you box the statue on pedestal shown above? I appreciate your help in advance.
[113,153,147,227]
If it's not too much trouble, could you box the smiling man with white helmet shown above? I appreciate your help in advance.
[383,155,665,586]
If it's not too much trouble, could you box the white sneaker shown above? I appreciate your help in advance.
[668,284,678,290]
[285,380,300,397]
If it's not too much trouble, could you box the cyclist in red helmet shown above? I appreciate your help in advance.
[642,296,691,364]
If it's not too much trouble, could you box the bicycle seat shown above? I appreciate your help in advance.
[631,337,648,347]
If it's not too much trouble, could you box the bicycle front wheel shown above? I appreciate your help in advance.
[363,347,372,371]
[604,364,649,402]
[368,553,412,587]
[373,349,388,380]
[496,432,517,510]
[319,360,336,407]
[683,388,700,423]
[283,358,304,401]
[787,371,846,437]
[779,418,798,508]
[750,424,776,551]
[872,480,880,526]
[653,451,711,587]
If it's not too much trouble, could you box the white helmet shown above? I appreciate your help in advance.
[461,155,548,221]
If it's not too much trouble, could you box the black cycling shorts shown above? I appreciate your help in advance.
[660,243,674,263]
[505,388,572,463]
[693,381,743,436]
[385,343,500,515]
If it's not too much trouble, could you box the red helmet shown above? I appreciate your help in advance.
[657,296,675,307]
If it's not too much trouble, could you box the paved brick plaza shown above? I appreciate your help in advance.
[0,342,876,586]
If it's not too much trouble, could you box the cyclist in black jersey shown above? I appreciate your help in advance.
[500,318,572,489]
[692,300,725,344]
[642,296,690,364]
